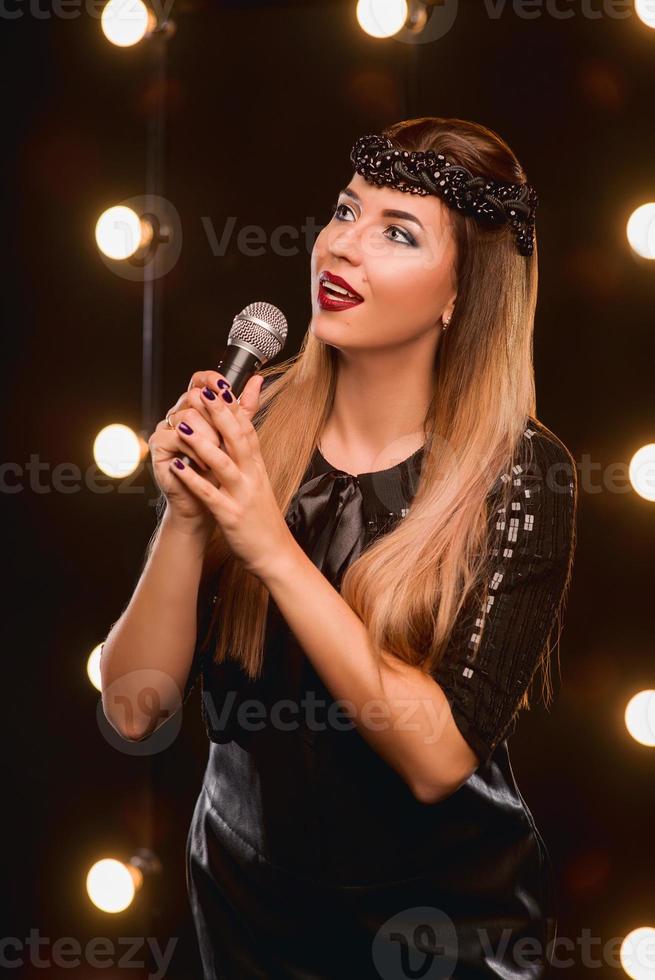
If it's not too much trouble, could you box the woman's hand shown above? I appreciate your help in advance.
[149,371,265,536]
[166,374,294,580]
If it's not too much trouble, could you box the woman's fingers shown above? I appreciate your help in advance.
[167,453,233,524]
[157,394,231,475]
[175,430,243,494]
[194,381,257,472]
[186,371,264,423]
[187,370,230,395]
[162,371,264,473]
[237,374,265,421]
[154,421,213,475]
[165,387,214,432]
[165,388,227,444]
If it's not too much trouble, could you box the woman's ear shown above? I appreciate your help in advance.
[442,295,457,325]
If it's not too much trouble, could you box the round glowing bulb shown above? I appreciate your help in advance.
[93,424,144,479]
[620,926,655,979]
[356,0,409,38]
[96,206,151,260]
[101,0,154,47]
[87,644,104,692]
[628,443,655,502]
[635,0,655,29]
[86,859,139,913]
[626,203,655,260]
[625,691,655,748]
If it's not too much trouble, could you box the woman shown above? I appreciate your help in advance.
[101,117,577,978]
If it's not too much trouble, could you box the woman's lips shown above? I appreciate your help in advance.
[318,283,364,311]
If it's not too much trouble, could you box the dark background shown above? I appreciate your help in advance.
[3,0,655,976]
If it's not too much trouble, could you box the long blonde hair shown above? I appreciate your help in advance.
[167,117,557,710]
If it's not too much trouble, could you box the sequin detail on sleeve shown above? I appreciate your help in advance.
[430,424,577,768]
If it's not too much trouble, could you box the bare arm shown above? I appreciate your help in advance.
[100,368,265,741]
[100,510,212,741]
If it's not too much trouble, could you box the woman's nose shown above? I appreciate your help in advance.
[327,226,364,265]
[327,218,388,266]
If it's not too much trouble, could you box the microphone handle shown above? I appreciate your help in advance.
[180,343,265,470]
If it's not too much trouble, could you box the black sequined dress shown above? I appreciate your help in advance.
[184,399,576,979]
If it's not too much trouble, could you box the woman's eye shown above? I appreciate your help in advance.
[329,202,415,246]
[330,203,350,220]
[386,226,413,244]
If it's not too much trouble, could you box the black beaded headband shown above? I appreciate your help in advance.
[350,133,538,257]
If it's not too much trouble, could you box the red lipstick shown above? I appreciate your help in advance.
[318,271,364,311]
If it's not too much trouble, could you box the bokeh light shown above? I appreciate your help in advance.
[95,206,153,260]
[93,424,146,479]
[356,0,408,38]
[101,0,155,47]
[624,690,655,747]
[626,203,655,260]
[620,926,655,979]
[635,0,655,29]
[86,858,141,913]
[87,644,104,692]
[628,444,655,502]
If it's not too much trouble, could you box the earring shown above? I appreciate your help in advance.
[442,317,451,331]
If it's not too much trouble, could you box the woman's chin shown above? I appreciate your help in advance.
[311,309,361,333]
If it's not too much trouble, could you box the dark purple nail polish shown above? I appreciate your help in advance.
[221,390,233,404]
[173,458,185,469]
[179,421,193,434]
[217,380,230,390]
[201,387,216,400]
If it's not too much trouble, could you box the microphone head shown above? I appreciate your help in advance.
[228,302,288,363]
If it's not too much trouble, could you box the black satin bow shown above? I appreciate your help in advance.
[285,471,366,592]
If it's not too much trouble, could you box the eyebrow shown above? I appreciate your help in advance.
[339,186,425,231]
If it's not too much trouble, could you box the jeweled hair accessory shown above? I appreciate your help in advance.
[350,134,538,257]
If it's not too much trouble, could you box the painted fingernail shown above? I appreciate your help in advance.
[217,380,230,390]
[221,390,233,403]
[178,421,193,435]
[173,458,185,469]
[201,387,216,400]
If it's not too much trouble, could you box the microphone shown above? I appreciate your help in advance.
[214,300,288,398]
[181,301,288,469]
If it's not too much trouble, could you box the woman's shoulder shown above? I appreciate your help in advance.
[484,417,577,553]
[524,415,576,466]
[504,416,578,561]
[486,417,575,500]
[521,416,577,496]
